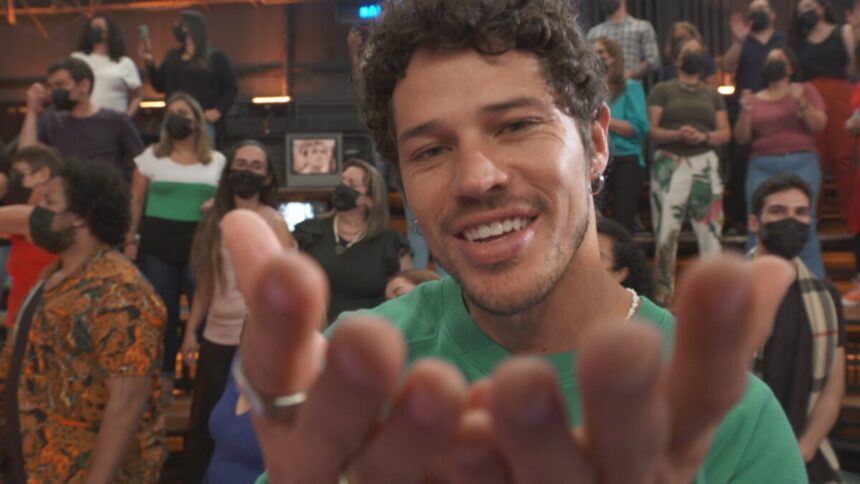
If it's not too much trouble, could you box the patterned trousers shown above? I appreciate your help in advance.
[651,149,724,302]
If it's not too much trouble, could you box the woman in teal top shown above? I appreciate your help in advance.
[124,91,226,387]
[593,37,649,231]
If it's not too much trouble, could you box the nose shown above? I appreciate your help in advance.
[451,135,510,201]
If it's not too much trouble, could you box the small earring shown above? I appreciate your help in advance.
[590,174,605,196]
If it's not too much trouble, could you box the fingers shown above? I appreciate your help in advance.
[665,254,792,469]
[486,358,591,484]
[445,410,512,484]
[222,209,286,296]
[352,359,468,484]
[242,253,328,397]
[223,210,328,396]
[578,323,668,484]
[277,317,406,483]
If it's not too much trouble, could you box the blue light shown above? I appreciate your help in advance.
[358,4,382,19]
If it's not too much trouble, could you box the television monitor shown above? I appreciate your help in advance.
[284,133,344,188]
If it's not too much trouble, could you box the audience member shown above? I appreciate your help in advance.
[648,37,731,304]
[794,0,856,220]
[72,14,142,116]
[596,216,654,300]
[586,0,660,80]
[202,353,262,484]
[226,1,804,482]
[384,268,440,300]
[722,0,787,233]
[723,1,787,107]
[294,159,410,323]
[842,79,860,304]
[749,175,845,483]
[141,9,238,145]
[661,22,719,86]
[2,145,63,327]
[593,36,649,231]
[181,140,294,482]
[0,159,166,482]
[125,91,225,391]
[18,57,144,179]
[734,45,827,277]
[347,26,433,271]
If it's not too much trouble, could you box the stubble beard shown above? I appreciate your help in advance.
[454,197,592,317]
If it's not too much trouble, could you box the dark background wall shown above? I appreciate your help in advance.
[0,0,857,162]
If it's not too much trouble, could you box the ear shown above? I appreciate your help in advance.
[70,213,86,229]
[589,103,611,180]
[748,214,761,235]
[80,78,92,96]
[612,266,630,284]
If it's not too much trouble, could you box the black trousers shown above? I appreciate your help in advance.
[724,137,750,232]
[184,337,238,483]
[601,155,646,232]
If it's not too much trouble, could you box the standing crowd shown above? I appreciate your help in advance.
[0,0,857,483]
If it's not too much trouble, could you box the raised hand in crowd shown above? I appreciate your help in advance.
[138,37,153,63]
[729,12,751,43]
[203,109,222,124]
[739,88,754,113]
[222,209,794,484]
[25,82,47,114]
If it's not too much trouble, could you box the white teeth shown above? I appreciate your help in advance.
[490,222,504,236]
[462,217,532,242]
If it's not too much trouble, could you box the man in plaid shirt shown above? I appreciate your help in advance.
[586,0,660,80]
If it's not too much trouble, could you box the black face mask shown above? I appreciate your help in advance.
[759,218,810,260]
[5,172,32,205]
[749,10,771,32]
[680,52,706,75]
[173,25,187,43]
[51,89,77,111]
[88,25,104,44]
[29,206,75,254]
[333,183,360,212]
[762,59,789,84]
[600,0,621,16]
[797,10,819,34]
[165,114,193,140]
[228,170,267,199]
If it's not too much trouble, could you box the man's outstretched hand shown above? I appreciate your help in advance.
[223,209,794,483]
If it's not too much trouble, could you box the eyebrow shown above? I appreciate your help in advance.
[397,97,549,145]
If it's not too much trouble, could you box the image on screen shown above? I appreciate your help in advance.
[291,138,337,175]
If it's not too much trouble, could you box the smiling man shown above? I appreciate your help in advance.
[222,1,806,482]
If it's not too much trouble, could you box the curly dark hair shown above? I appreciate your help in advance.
[597,217,654,300]
[77,14,127,62]
[59,159,130,246]
[751,174,812,218]
[359,0,607,181]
